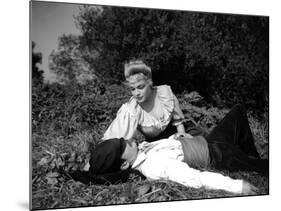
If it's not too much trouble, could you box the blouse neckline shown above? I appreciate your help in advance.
[139,87,165,123]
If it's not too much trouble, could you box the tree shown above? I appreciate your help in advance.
[49,5,268,114]
[32,41,44,85]
[49,34,94,84]
[179,13,269,111]
[74,6,268,113]
[75,6,186,84]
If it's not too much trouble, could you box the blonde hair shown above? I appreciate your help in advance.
[124,60,152,81]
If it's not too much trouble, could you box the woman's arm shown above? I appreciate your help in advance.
[176,123,185,133]
[171,94,186,132]
[103,104,138,140]
[175,122,194,139]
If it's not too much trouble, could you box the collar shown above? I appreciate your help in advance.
[132,137,176,169]
[131,152,146,169]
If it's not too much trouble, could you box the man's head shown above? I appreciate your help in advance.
[120,140,139,170]
[89,138,139,174]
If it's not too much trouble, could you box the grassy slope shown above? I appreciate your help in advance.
[31,85,269,210]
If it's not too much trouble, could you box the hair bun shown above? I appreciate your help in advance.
[124,60,152,79]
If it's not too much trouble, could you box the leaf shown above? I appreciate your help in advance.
[96,196,103,201]
[55,157,65,167]
[136,185,151,197]
[71,198,88,205]
[46,177,58,185]
[68,152,76,162]
[46,172,60,178]
[37,157,49,166]
[119,196,127,203]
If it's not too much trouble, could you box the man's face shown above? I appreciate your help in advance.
[121,141,139,169]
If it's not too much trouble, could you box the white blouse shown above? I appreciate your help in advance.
[102,85,185,140]
[132,136,243,194]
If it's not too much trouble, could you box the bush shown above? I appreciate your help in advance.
[32,81,130,137]
[71,6,268,115]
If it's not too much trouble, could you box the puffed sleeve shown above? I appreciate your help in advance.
[157,85,185,127]
[171,94,185,126]
[102,103,139,140]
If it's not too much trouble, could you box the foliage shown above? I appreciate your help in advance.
[49,34,100,85]
[75,6,186,84]
[32,84,268,210]
[32,81,129,137]
[32,41,44,85]
[69,6,268,114]
[178,91,229,133]
[180,13,269,112]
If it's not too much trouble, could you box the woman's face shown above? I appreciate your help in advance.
[128,79,152,104]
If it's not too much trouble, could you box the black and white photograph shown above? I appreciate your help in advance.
[30,0,269,210]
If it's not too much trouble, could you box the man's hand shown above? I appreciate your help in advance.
[242,181,259,195]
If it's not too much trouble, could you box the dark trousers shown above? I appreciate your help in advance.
[206,104,268,175]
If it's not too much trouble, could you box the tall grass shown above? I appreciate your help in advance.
[31,85,269,210]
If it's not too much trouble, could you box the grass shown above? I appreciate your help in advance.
[31,86,269,210]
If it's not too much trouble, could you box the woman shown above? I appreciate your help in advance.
[103,60,187,142]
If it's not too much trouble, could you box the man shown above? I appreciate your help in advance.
[71,104,268,194]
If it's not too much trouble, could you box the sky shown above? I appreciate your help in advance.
[31,1,81,82]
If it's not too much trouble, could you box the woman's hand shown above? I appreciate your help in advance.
[174,132,193,140]
[242,181,258,195]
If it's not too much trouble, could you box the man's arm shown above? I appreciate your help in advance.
[139,155,254,194]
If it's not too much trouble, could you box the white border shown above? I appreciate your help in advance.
[1,0,280,211]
